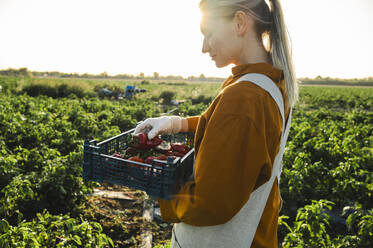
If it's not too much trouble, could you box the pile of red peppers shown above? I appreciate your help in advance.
[112,133,191,166]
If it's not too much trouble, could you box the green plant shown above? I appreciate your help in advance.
[159,91,175,105]
[0,210,113,247]
[281,200,334,247]
[154,240,171,248]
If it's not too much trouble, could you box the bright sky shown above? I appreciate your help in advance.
[0,0,372,79]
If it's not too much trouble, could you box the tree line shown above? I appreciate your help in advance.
[1,67,373,84]
[0,68,224,82]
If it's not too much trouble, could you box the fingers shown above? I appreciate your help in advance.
[134,119,152,134]
[133,117,163,139]
[147,128,159,140]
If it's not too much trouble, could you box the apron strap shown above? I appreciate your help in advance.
[236,73,285,133]
[235,73,292,246]
[235,73,292,182]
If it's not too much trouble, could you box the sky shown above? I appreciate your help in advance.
[0,0,372,79]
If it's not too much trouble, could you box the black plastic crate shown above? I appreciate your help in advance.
[82,129,195,200]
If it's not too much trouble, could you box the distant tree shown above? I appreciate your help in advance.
[188,76,196,81]
[153,72,159,79]
[100,72,108,78]
[19,67,31,77]
[0,67,30,77]
[138,72,145,78]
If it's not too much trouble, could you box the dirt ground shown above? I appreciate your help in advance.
[82,183,172,247]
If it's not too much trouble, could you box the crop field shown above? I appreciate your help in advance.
[0,75,372,247]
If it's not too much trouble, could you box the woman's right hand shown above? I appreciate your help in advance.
[134,116,182,140]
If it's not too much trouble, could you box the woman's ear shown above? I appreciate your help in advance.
[234,11,252,37]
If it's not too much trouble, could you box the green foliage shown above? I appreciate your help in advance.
[178,100,207,117]
[0,89,162,237]
[190,94,214,105]
[281,200,334,247]
[22,83,87,98]
[280,201,373,248]
[0,76,19,94]
[0,210,113,247]
[0,75,372,247]
[343,204,373,247]
[0,151,90,223]
[159,91,176,105]
[298,86,372,111]
[154,240,171,248]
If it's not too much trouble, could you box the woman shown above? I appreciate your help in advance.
[134,0,297,247]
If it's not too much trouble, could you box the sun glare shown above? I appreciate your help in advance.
[0,0,372,79]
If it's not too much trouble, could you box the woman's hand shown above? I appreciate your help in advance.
[134,116,183,140]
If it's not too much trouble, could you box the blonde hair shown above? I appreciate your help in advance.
[199,0,299,107]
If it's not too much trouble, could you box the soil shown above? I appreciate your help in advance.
[81,183,172,248]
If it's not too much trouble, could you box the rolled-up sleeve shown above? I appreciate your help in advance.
[158,112,273,226]
[186,116,199,133]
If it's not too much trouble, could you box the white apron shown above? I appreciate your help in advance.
[171,73,293,248]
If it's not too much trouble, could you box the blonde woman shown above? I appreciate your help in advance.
[134,0,298,247]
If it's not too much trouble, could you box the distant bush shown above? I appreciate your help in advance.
[159,91,176,105]
[158,82,187,86]
[190,95,214,105]
[22,83,55,97]
[22,83,87,98]
[57,84,86,98]
[141,80,150,85]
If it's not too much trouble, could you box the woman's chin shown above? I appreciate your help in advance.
[215,61,228,68]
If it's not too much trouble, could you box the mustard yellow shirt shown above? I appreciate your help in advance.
[158,63,290,248]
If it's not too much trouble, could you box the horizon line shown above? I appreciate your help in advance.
[0,66,372,81]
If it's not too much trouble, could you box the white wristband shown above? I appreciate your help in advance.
[169,116,182,133]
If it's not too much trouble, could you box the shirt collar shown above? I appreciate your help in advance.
[220,63,284,90]
[231,63,284,82]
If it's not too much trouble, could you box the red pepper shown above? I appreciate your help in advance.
[128,156,143,169]
[171,144,190,154]
[129,156,143,163]
[131,133,147,148]
[144,156,156,165]
[129,133,163,149]
[155,155,168,160]
[145,155,167,164]
[148,136,162,147]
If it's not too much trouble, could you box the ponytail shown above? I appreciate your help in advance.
[269,0,298,107]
